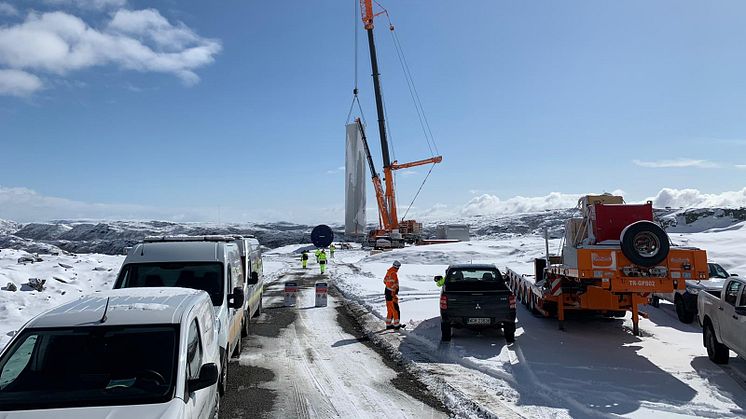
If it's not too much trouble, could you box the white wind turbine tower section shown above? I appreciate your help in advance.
[345,123,367,239]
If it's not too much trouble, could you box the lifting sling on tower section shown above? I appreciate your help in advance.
[357,0,443,246]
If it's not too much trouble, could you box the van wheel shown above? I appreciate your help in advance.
[675,296,695,324]
[704,323,729,364]
[440,321,452,341]
[504,323,516,343]
[241,314,250,338]
[219,351,228,395]
[253,296,263,318]
[232,336,242,358]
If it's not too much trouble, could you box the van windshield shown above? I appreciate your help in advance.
[116,262,224,306]
[0,325,178,411]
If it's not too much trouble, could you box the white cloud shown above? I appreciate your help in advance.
[460,191,623,216]
[0,9,221,95]
[0,185,209,223]
[44,0,127,10]
[632,158,720,169]
[108,9,198,50]
[326,166,345,175]
[647,188,746,209]
[0,2,18,16]
[0,185,344,225]
[736,165,746,170]
[0,69,43,96]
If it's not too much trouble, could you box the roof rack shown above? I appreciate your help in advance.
[230,234,256,239]
[143,235,237,243]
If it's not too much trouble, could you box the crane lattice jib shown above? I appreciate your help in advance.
[360,0,387,30]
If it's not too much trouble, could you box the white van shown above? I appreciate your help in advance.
[233,235,264,330]
[113,236,246,396]
[0,288,220,419]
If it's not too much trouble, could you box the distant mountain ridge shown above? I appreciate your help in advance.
[0,206,743,255]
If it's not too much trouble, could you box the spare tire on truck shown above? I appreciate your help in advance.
[620,221,670,267]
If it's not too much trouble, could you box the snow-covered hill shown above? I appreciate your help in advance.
[0,205,744,255]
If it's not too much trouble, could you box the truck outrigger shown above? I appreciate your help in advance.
[506,194,709,335]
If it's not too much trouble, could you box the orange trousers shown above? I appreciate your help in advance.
[385,288,400,326]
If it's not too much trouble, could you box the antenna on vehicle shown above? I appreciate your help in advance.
[99,297,110,324]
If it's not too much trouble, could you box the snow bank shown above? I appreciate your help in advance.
[0,249,123,349]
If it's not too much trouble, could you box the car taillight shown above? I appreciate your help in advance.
[440,294,448,310]
[509,294,516,309]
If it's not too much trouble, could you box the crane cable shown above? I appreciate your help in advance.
[382,12,439,220]
[346,0,367,126]
[400,163,436,221]
[386,16,439,156]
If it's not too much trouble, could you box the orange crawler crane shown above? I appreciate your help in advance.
[506,194,708,335]
[355,0,442,247]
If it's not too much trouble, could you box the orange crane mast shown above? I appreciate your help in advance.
[359,0,442,243]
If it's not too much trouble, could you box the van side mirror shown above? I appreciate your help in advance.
[248,271,259,285]
[228,287,244,309]
[188,363,219,393]
[731,273,739,277]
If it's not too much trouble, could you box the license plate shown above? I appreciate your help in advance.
[467,318,491,325]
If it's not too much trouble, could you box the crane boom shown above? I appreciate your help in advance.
[358,0,442,244]
[356,118,390,230]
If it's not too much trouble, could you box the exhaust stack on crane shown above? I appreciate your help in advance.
[354,0,442,248]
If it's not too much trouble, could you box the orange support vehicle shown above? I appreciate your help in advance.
[506,194,708,335]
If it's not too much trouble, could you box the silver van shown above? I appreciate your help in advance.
[113,236,249,396]
[233,235,264,329]
[0,288,220,418]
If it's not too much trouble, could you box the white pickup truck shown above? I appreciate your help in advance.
[698,277,746,364]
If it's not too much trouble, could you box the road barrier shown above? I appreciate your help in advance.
[315,282,328,307]
[284,281,298,307]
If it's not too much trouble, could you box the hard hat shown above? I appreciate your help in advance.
[393,260,401,268]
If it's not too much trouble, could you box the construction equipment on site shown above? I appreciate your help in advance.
[505,194,709,336]
[347,0,443,248]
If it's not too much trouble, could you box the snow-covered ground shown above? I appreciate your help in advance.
[269,222,746,418]
[1,220,745,417]
[0,249,124,349]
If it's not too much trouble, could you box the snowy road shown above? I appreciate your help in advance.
[220,265,447,419]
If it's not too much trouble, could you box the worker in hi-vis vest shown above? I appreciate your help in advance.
[329,243,336,259]
[384,260,403,330]
[301,250,309,269]
[318,249,328,274]
[315,248,321,263]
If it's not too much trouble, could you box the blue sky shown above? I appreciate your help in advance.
[0,0,745,223]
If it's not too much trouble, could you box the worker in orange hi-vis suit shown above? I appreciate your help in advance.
[384,260,404,330]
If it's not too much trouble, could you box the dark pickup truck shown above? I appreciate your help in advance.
[435,264,517,343]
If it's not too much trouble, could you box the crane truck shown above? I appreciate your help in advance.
[505,194,709,336]
[354,0,442,248]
